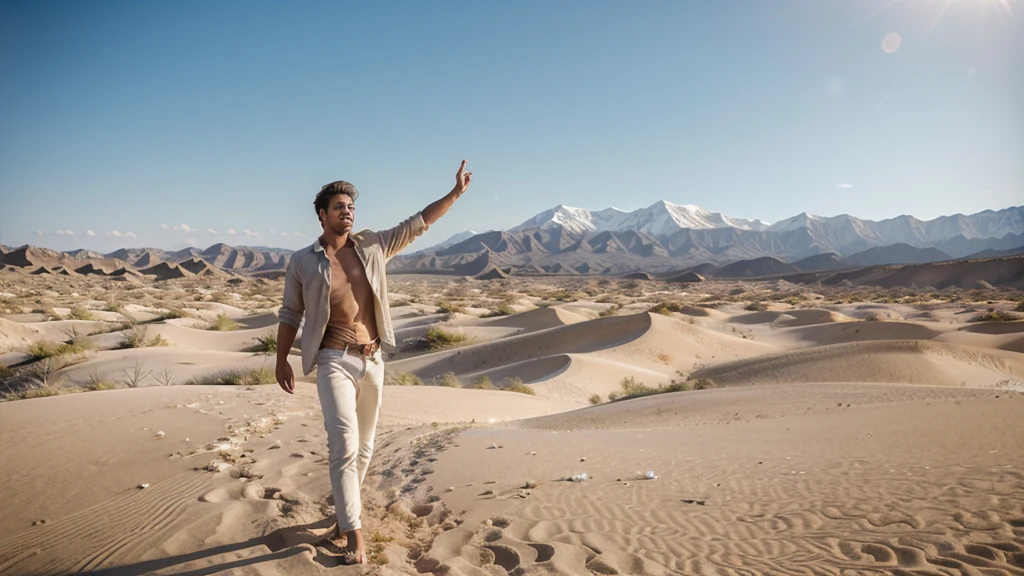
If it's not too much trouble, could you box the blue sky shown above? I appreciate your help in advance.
[1,0,1020,252]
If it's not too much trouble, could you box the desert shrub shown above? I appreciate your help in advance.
[208,314,239,331]
[436,302,463,314]
[121,360,153,388]
[252,332,277,354]
[21,387,60,399]
[69,306,95,320]
[118,326,168,349]
[501,377,535,396]
[467,375,495,390]
[691,378,716,390]
[588,393,602,405]
[390,299,412,308]
[608,373,712,402]
[384,372,424,386]
[599,304,622,317]
[29,341,64,360]
[744,301,768,312]
[211,291,231,303]
[482,302,515,318]
[425,327,469,350]
[431,371,462,388]
[1014,302,1024,313]
[648,302,682,316]
[162,308,190,319]
[29,339,90,360]
[87,381,118,391]
[972,310,1016,322]
[620,376,655,397]
[200,366,275,386]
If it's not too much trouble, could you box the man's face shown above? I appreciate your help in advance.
[320,194,355,235]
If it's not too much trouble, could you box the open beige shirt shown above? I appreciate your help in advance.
[278,212,429,375]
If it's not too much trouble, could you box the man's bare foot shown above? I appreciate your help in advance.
[343,529,366,564]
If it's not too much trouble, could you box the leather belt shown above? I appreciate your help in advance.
[347,339,380,358]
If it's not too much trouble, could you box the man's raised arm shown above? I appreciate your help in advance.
[379,160,474,260]
[422,159,473,226]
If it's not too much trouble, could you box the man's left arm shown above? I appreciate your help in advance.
[379,160,473,260]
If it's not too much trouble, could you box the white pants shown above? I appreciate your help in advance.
[315,347,385,531]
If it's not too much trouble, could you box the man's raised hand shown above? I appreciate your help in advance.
[454,159,473,195]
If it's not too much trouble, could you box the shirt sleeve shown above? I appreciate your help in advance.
[278,254,305,328]
[377,212,430,261]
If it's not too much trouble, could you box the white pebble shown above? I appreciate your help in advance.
[155,431,165,438]
[138,483,149,489]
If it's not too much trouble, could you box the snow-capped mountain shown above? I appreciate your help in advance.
[511,203,1022,257]
[391,203,1023,276]
[511,201,767,237]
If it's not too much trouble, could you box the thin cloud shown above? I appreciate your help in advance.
[207,228,219,234]
[161,224,170,229]
[161,223,193,231]
[34,230,44,236]
[835,184,854,189]
[242,229,261,238]
[55,229,74,236]
[125,232,138,238]
[227,228,238,236]
[107,230,123,237]
[85,230,96,236]
[180,224,193,232]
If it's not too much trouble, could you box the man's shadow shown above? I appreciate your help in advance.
[84,516,354,575]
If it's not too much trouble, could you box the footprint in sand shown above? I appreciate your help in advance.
[482,544,521,573]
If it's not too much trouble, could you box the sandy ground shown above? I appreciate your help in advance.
[1,273,1023,574]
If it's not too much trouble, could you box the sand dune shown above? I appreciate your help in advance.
[514,354,679,403]
[471,306,589,331]
[57,348,300,387]
[958,320,1024,335]
[0,318,41,351]
[4,272,1023,575]
[419,384,1023,575]
[765,321,947,349]
[690,340,1024,388]
[87,322,277,353]
[934,330,1024,354]
[728,308,852,326]
[388,313,657,381]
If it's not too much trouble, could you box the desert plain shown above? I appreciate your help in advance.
[1,268,1023,575]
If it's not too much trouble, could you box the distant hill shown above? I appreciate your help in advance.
[846,243,952,267]
[712,257,801,279]
[793,252,847,272]
[965,245,1024,260]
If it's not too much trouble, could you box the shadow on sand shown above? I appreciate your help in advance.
[84,517,355,575]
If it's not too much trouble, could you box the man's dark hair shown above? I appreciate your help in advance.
[314,181,359,217]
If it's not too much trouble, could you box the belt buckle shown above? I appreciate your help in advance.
[363,341,380,363]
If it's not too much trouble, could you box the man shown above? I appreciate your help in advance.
[275,160,473,563]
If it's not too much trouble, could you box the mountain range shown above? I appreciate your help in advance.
[2,203,1021,284]
[389,202,1023,275]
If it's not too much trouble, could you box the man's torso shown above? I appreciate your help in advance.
[321,242,378,349]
